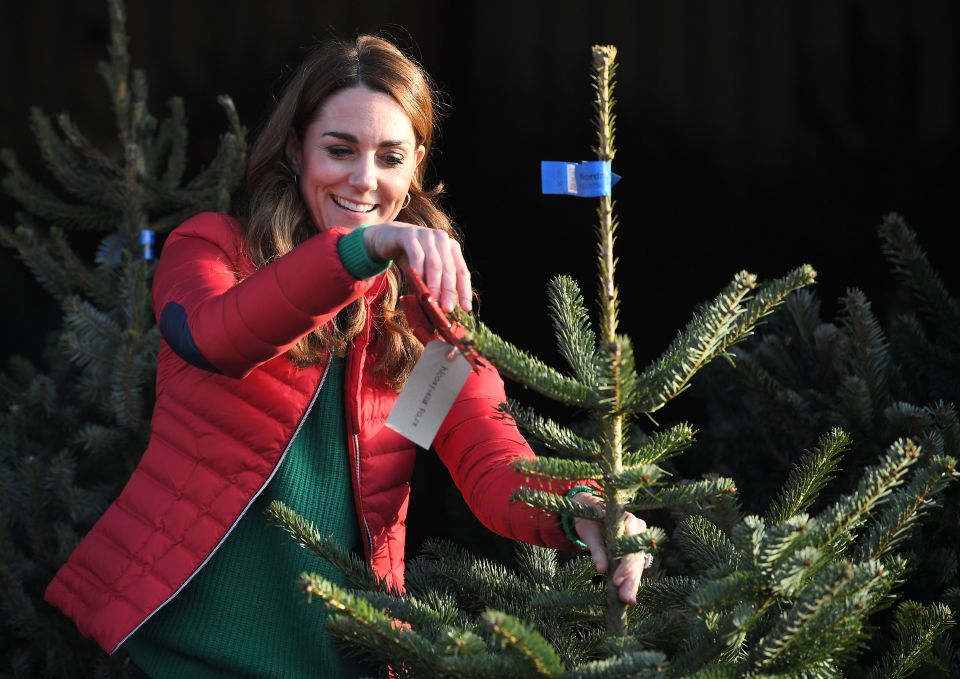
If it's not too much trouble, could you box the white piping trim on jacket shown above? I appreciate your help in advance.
[354,433,375,561]
[111,362,332,654]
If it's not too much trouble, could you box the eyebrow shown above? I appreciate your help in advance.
[321,131,411,148]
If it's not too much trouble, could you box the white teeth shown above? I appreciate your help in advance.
[332,195,377,213]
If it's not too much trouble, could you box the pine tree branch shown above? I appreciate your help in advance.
[482,609,566,676]
[626,478,736,511]
[29,109,124,208]
[622,422,696,466]
[266,500,385,591]
[359,589,459,631]
[879,213,960,332]
[0,225,77,301]
[765,428,850,526]
[502,401,602,459]
[839,289,892,417]
[515,542,559,586]
[768,545,828,599]
[890,316,960,399]
[606,463,667,491]
[47,228,114,306]
[629,271,757,414]
[804,438,919,555]
[60,333,114,373]
[56,113,124,182]
[612,527,667,558]
[560,650,667,678]
[759,515,813,578]
[514,456,604,482]
[417,540,528,614]
[0,515,39,636]
[635,576,696,611]
[750,561,896,673]
[457,314,598,408]
[867,601,956,679]
[299,573,439,673]
[854,454,957,562]
[687,571,764,612]
[728,265,819,341]
[548,275,600,386]
[1,151,116,229]
[624,611,695,651]
[529,590,606,609]
[72,424,127,457]
[513,489,606,522]
[730,516,767,569]
[676,515,742,575]
[109,341,144,430]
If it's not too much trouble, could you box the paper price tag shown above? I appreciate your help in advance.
[386,340,473,449]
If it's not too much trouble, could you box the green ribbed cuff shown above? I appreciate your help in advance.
[561,485,602,550]
[337,226,392,280]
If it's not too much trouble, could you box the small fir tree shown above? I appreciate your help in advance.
[0,1,245,676]
[269,428,956,676]
[264,44,954,676]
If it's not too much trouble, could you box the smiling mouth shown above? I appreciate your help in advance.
[332,195,378,213]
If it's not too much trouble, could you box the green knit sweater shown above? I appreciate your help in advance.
[125,228,388,678]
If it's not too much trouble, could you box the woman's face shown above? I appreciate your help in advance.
[289,85,426,232]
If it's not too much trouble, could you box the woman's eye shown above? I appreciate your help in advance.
[382,154,404,167]
[326,146,352,158]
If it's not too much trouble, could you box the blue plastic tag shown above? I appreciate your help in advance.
[140,229,155,261]
[541,160,621,197]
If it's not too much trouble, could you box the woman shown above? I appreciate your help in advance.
[45,35,647,677]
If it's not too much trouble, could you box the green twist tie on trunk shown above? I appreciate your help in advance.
[561,485,601,549]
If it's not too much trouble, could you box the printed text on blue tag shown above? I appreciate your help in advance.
[541,160,621,197]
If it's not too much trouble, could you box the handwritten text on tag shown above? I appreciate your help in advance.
[386,340,473,448]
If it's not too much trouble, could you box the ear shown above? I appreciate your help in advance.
[414,144,426,168]
[285,132,303,176]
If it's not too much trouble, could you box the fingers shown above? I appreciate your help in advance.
[420,229,444,302]
[611,513,648,605]
[451,240,473,312]
[363,222,471,313]
[573,515,609,574]
[572,494,650,606]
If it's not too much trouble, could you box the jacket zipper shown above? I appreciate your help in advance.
[112,361,333,654]
[354,433,375,561]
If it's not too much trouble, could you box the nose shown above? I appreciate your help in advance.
[349,154,378,192]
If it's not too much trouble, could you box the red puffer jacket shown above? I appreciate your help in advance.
[44,212,577,654]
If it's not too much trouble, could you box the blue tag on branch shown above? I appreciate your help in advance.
[140,229,155,261]
[541,160,621,197]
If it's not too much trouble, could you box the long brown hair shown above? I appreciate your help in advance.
[239,35,459,389]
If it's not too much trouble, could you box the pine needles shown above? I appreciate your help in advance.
[0,1,246,675]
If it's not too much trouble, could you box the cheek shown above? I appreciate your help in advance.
[388,170,417,201]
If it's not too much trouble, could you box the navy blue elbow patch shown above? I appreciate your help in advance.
[159,303,222,374]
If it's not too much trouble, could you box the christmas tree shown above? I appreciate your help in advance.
[697,213,960,674]
[268,45,956,676]
[0,1,245,676]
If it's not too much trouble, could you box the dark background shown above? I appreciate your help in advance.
[2,1,958,553]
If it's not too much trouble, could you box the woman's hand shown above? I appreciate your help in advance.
[363,222,472,313]
[572,491,650,605]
